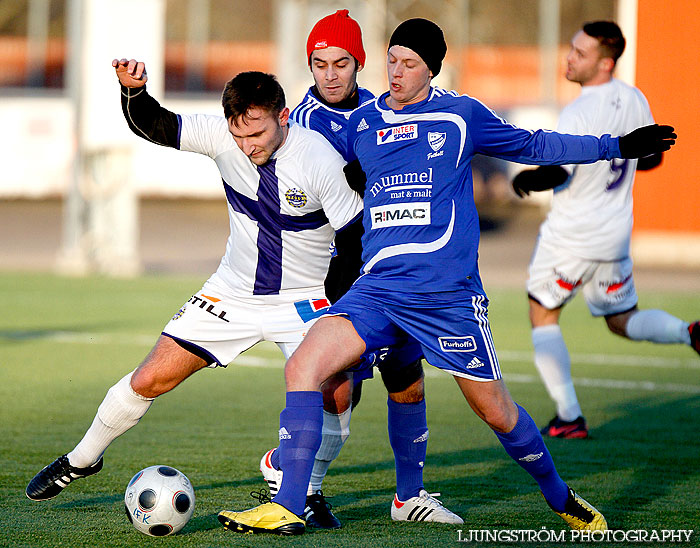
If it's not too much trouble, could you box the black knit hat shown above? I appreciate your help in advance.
[388,18,447,77]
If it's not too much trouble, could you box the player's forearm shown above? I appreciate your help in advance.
[120,84,180,148]
[515,130,620,166]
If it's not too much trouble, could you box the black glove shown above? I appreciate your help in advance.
[511,165,569,198]
[618,124,676,159]
[343,159,367,196]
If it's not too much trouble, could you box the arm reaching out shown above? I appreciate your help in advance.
[112,58,179,148]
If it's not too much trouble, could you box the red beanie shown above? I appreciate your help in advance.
[306,9,366,68]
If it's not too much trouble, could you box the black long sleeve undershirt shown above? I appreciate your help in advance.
[120,84,180,148]
[324,216,364,304]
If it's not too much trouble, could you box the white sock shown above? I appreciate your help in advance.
[532,325,582,422]
[67,370,154,468]
[625,309,690,344]
[309,408,351,494]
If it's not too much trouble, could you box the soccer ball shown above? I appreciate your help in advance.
[124,465,195,536]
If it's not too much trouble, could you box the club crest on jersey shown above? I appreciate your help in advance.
[428,132,446,151]
[370,202,431,229]
[376,124,418,145]
[285,188,307,208]
[438,336,477,353]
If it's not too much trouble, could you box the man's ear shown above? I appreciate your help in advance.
[279,107,290,127]
[600,56,615,74]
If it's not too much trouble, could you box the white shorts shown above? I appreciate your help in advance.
[162,274,330,366]
[527,239,638,317]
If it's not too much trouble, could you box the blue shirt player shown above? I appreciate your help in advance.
[262,9,462,527]
[220,18,676,536]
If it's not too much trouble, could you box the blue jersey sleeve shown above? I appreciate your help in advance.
[467,98,620,165]
[306,116,337,149]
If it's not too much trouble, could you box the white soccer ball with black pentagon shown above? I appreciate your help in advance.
[124,465,195,536]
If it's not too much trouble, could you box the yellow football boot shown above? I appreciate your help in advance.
[218,502,305,536]
[549,488,608,531]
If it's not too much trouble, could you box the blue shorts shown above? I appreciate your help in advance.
[328,280,501,382]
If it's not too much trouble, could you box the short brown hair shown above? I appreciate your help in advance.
[221,71,285,122]
[583,21,626,64]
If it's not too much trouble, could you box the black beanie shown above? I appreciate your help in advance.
[388,18,447,77]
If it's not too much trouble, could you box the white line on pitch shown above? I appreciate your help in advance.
[497,349,699,369]
[423,369,700,394]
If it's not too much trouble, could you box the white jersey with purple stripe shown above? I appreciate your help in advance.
[539,78,655,260]
[346,87,621,295]
[290,86,374,160]
[177,116,363,298]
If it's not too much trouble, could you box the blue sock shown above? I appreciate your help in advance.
[270,448,280,470]
[272,391,323,515]
[493,404,569,511]
[388,398,427,500]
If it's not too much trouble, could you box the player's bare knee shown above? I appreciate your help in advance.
[482,404,518,433]
[284,354,322,390]
[130,367,169,398]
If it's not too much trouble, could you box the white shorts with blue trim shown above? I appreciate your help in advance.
[163,273,330,366]
[328,279,501,382]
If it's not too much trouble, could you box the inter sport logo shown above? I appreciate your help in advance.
[376,124,418,145]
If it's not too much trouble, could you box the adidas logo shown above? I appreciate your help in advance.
[518,452,543,463]
[413,430,429,443]
[356,118,369,132]
[466,357,484,369]
[278,427,291,440]
[330,120,342,132]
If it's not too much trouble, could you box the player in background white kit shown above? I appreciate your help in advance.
[512,21,700,439]
[25,62,365,504]
[260,10,462,527]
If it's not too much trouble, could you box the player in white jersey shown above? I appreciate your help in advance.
[25,63,364,504]
[512,21,699,439]
[259,10,462,527]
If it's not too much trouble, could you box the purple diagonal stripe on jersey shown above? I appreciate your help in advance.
[222,160,329,295]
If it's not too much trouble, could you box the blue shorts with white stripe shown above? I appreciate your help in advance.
[328,278,501,381]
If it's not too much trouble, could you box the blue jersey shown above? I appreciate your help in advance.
[346,87,621,294]
[291,86,375,160]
